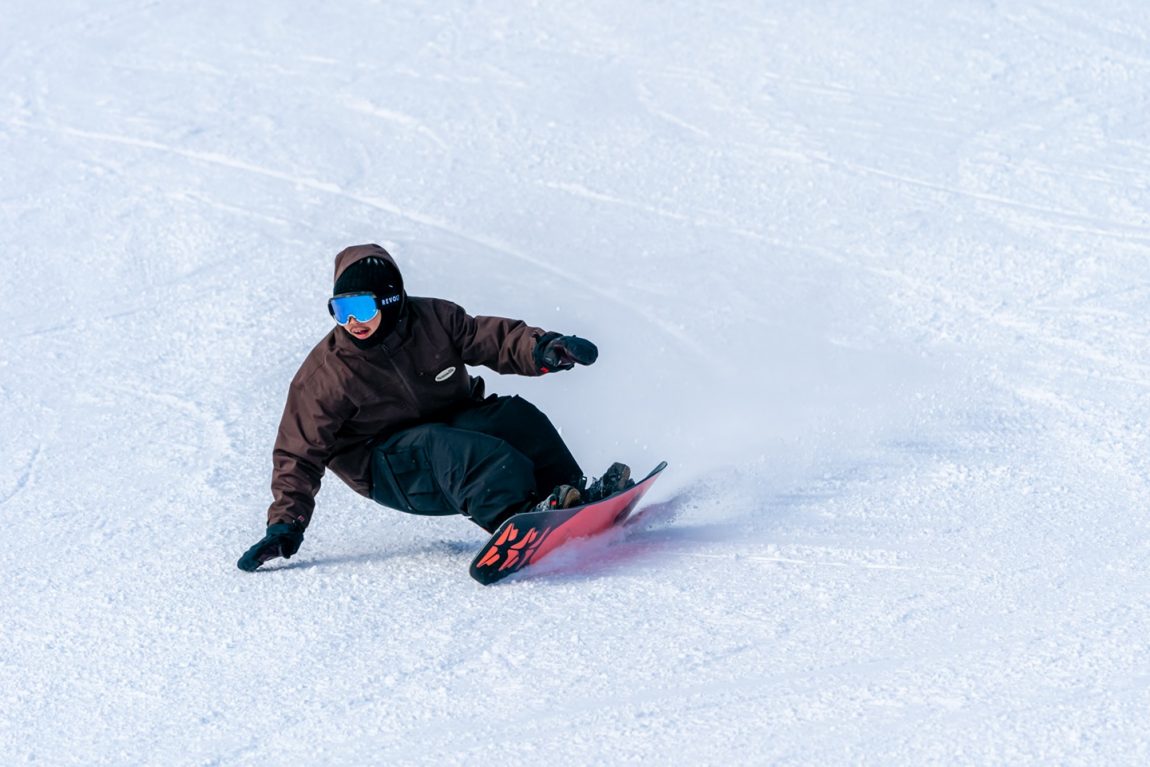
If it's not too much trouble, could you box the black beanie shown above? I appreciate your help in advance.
[333,256,403,298]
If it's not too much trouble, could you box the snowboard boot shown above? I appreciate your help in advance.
[583,462,632,502]
[481,485,583,534]
[533,484,583,512]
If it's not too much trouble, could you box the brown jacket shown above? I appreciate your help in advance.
[267,244,547,528]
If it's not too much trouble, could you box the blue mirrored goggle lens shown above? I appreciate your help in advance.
[329,294,380,324]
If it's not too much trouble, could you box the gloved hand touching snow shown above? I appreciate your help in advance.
[236,522,305,572]
[534,333,598,373]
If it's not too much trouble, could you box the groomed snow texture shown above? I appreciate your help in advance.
[3,2,1150,764]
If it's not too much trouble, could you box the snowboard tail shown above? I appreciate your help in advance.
[470,461,668,585]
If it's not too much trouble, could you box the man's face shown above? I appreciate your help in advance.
[344,311,382,340]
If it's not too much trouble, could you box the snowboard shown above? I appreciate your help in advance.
[469,461,668,585]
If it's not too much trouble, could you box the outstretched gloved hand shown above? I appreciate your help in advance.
[534,333,598,373]
[237,522,305,572]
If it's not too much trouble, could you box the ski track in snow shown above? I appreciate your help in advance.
[3,1,1150,765]
[3,116,723,371]
[0,445,42,507]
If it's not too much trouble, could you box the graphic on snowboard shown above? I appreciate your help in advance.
[470,461,668,585]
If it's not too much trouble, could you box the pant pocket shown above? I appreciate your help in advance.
[381,446,455,516]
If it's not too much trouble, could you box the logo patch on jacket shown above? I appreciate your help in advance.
[435,366,457,382]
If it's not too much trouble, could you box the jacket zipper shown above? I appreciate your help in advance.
[382,342,421,406]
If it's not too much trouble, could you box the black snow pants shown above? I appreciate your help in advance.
[369,395,582,532]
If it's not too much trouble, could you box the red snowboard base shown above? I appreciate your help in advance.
[469,462,668,585]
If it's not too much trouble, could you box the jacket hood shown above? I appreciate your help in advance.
[333,243,401,283]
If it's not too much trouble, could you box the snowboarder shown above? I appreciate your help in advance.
[238,243,631,572]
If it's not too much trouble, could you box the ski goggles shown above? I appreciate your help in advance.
[328,292,380,324]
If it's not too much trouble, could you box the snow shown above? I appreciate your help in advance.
[3,1,1150,764]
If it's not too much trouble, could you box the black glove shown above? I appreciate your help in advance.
[534,333,598,373]
[237,522,305,572]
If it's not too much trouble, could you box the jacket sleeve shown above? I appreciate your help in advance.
[266,368,353,529]
[439,300,547,376]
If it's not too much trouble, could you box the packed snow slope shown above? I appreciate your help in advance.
[3,1,1150,764]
